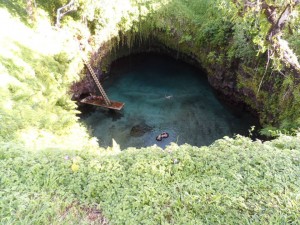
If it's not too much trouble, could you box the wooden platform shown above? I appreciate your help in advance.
[80,96,125,110]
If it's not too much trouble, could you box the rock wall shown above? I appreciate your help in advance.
[72,32,262,122]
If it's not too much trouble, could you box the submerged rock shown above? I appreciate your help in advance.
[130,123,153,137]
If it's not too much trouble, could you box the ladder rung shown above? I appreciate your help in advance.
[83,60,111,105]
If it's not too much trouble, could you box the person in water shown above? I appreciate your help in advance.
[156,135,162,141]
[156,132,169,141]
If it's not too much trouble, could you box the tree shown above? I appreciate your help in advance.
[56,0,77,27]
[26,0,37,23]
[232,0,300,79]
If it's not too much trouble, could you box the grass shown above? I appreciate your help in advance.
[1,135,300,224]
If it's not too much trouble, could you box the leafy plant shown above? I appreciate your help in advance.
[1,134,300,224]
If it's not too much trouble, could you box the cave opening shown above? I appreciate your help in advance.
[79,53,259,149]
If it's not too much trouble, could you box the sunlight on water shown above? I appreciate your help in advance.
[80,54,257,149]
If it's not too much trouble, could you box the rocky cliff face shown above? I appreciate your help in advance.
[71,30,269,125]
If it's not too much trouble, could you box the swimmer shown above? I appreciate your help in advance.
[156,132,169,141]
[156,134,162,141]
[161,132,169,138]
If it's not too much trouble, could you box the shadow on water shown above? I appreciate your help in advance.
[79,53,260,149]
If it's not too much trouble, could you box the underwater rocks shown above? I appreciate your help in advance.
[130,123,153,137]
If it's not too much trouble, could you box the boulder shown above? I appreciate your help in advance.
[130,123,153,137]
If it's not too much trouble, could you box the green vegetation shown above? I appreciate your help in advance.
[1,0,300,224]
[86,0,300,130]
[0,1,96,149]
[2,135,300,224]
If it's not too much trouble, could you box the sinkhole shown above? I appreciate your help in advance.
[79,53,259,149]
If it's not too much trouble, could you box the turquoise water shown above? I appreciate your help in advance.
[80,54,258,149]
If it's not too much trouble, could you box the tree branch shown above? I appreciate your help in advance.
[260,0,300,78]
[56,0,77,27]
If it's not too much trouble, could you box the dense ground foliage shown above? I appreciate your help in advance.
[1,135,300,224]
[0,0,99,150]
[1,0,300,224]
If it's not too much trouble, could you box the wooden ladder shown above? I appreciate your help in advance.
[82,58,111,106]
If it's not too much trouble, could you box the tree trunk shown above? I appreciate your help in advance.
[26,0,36,23]
[56,0,77,27]
[236,0,300,79]
[261,0,300,79]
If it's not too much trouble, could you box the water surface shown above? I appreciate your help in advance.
[80,54,257,149]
